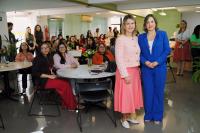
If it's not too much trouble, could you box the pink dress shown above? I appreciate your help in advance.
[114,35,143,113]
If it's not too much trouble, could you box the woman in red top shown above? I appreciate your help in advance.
[92,43,114,65]
[15,42,34,94]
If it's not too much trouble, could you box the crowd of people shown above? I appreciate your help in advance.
[1,13,200,129]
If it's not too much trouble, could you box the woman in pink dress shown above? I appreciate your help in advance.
[114,14,143,129]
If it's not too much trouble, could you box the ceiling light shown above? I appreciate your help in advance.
[196,7,200,8]
[151,8,158,12]
[159,10,167,16]
[196,10,200,13]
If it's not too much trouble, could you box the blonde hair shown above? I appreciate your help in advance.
[25,27,31,39]
[121,14,137,36]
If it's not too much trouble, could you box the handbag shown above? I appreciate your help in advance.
[105,61,117,73]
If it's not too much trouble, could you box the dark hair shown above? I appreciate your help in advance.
[143,14,158,32]
[178,20,187,34]
[39,43,50,56]
[193,25,200,39]
[56,43,67,64]
[7,22,13,27]
[34,24,43,34]
[19,42,30,52]
[58,34,62,37]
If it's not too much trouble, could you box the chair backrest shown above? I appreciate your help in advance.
[76,79,112,93]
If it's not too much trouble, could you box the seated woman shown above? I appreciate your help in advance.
[32,43,77,110]
[86,37,96,50]
[15,42,34,94]
[92,43,115,65]
[53,43,79,69]
[68,36,79,50]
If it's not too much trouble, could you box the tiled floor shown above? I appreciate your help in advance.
[0,71,200,133]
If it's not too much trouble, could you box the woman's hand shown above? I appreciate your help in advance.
[151,61,159,68]
[124,76,131,84]
[71,63,78,68]
[48,75,57,79]
[145,61,158,68]
[145,61,152,68]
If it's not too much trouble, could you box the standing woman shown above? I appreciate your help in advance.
[32,43,77,110]
[34,24,44,55]
[138,14,171,124]
[15,42,34,94]
[25,27,36,54]
[173,20,191,76]
[114,14,143,129]
[190,25,200,73]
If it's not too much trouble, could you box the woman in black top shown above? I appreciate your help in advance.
[32,43,77,110]
[34,25,44,55]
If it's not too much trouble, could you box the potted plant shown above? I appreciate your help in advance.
[192,57,200,83]
[82,49,95,66]
[0,45,9,63]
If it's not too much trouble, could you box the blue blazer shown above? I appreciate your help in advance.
[138,30,171,67]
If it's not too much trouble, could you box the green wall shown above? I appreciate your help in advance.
[64,14,108,37]
[135,16,144,34]
[153,9,181,38]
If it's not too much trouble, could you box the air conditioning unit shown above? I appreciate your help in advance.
[81,15,93,22]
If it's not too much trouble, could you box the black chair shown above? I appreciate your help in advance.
[0,114,5,129]
[167,56,176,83]
[28,85,61,117]
[76,79,117,132]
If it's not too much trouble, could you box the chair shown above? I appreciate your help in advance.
[76,79,117,132]
[0,114,5,129]
[28,85,61,117]
[167,56,176,83]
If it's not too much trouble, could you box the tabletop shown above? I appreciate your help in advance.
[68,50,82,57]
[57,65,115,79]
[0,62,32,72]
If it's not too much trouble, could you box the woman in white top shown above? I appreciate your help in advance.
[173,20,191,76]
[53,43,79,70]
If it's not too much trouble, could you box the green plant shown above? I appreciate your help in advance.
[192,57,200,83]
[82,49,95,58]
[0,46,9,56]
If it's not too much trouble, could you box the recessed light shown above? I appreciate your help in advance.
[152,8,158,11]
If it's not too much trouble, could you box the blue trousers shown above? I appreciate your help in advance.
[141,66,167,121]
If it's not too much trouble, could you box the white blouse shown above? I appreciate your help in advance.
[176,29,190,41]
[148,40,154,54]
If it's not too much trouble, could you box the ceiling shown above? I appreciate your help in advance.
[2,0,200,18]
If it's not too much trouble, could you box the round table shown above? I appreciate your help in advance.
[0,62,32,101]
[57,65,115,95]
[0,62,32,72]
[57,65,115,79]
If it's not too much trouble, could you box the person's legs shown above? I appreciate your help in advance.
[45,79,77,110]
[152,67,166,122]
[180,61,185,75]
[142,68,154,121]
[176,61,181,75]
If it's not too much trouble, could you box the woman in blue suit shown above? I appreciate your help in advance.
[138,14,171,124]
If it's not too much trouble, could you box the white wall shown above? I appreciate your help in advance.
[182,12,200,35]
[0,11,9,46]
[7,13,37,48]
